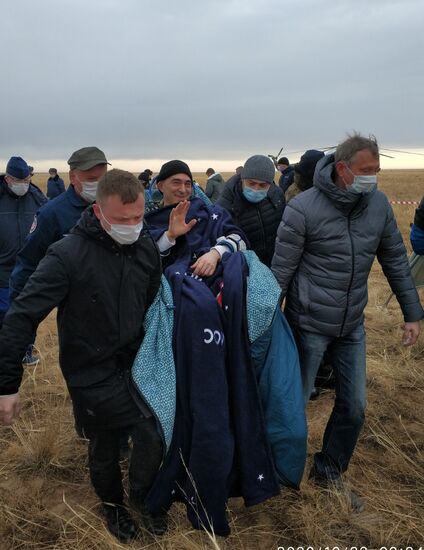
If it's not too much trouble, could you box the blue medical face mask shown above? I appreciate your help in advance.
[242,186,267,203]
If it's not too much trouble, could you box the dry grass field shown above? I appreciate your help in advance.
[0,170,423,549]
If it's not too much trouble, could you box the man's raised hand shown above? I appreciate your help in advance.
[166,200,197,240]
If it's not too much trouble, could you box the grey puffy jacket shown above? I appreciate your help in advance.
[271,154,423,337]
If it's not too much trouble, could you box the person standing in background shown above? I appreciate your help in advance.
[218,155,285,267]
[205,167,225,202]
[0,156,47,365]
[10,147,109,300]
[47,168,66,199]
[276,156,295,194]
[9,147,109,368]
[410,196,424,255]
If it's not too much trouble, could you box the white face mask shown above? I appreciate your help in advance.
[345,166,377,195]
[79,181,99,203]
[348,175,377,195]
[100,208,144,245]
[10,183,30,196]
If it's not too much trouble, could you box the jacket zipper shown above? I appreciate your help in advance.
[256,206,266,251]
[340,212,355,336]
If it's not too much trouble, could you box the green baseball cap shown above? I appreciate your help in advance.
[67,146,111,170]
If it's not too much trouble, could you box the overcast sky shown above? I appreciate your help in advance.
[1,0,424,170]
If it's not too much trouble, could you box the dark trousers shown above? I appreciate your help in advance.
[85,416,163,505]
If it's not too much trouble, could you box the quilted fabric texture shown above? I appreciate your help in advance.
[244,250,282,342]
[132,276,176,451]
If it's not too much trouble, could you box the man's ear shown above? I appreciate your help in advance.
[92,202,101,221]
[335,161,347,179]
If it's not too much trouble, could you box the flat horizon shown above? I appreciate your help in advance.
[2,151,424,174]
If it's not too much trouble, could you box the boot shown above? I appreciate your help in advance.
[309,466,364,513]
[102,503,137,542]
[129,495,168,536]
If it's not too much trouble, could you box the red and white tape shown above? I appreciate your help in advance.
[390,200,419,205]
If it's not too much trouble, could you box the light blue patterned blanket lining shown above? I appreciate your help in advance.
[132,277,175,451]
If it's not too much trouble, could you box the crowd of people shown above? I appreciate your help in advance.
[0,134,423,542]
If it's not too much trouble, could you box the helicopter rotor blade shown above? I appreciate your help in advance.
[267,154,278,167]
[380,147,424,157]
[276,146,284,159]
[268,145,422,162]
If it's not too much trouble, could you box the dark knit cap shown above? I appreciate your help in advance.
[156,160,192,183]
[295,149,325,180]
[241,155,275,184]
[277,157,289,166]
[6,156,30,179]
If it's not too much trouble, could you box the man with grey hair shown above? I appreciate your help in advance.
[271,133,423,511]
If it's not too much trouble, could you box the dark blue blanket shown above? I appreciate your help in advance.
[145,201,279,536]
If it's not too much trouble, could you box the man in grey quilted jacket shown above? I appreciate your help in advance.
[205,168,225,202]
[271,133,423,510]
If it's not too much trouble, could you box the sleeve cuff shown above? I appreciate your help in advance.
[211,245,229,258]
[157,232,176,252]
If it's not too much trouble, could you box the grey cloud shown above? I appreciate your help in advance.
[1,0,423,162]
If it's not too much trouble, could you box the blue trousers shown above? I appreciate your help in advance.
[293,323,366,480]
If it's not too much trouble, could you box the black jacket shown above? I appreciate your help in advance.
[217,175,285,267]
[0,207,161,394]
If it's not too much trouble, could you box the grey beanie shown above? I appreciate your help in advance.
[241,155,275,184]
